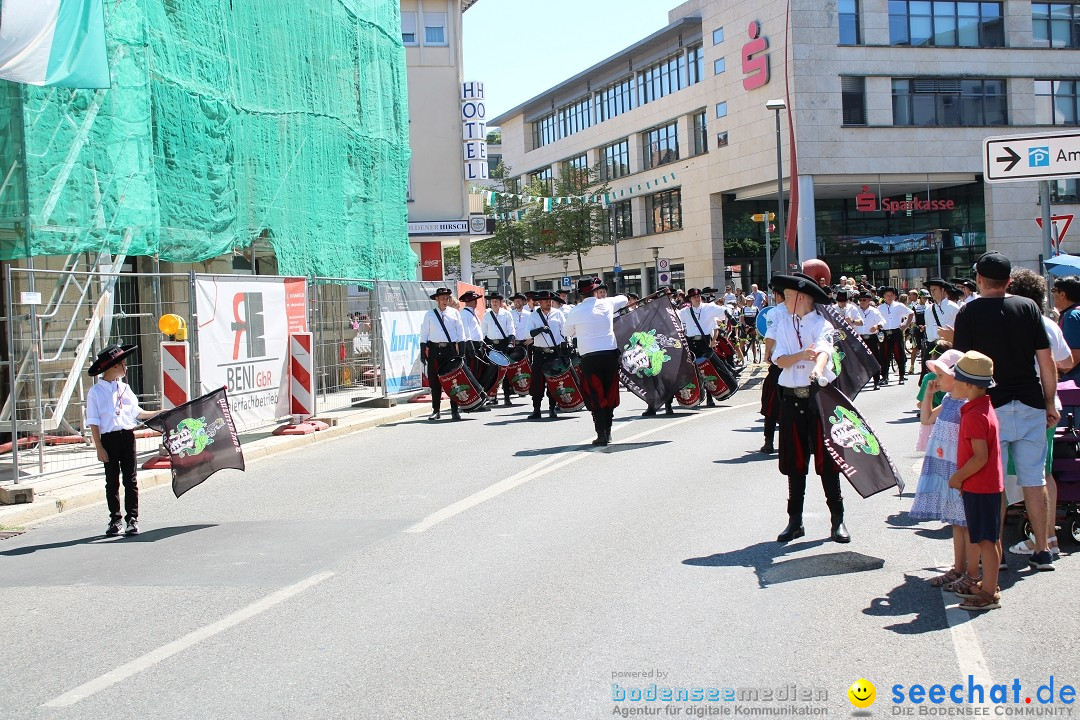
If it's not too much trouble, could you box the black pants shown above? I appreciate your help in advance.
[580,350,621,436]
[778,390,843,520]
[101,429,138,522]
[487,338,514,398]
[529,347,557,409]
[859,334,881,385]
[426,344,461,413]
[881,330,906,381]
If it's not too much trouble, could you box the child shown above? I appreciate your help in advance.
[87,344,158,537]
[947,351,1003,611]
[914,340,951,411]
[910,349,968,587]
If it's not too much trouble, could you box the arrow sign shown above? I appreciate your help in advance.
[1036,214,1074,253]
[996,146,1020,172]
[983,130,1080,183]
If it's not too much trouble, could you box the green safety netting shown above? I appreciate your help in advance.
[0,0,415,279]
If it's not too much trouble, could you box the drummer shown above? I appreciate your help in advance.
[420,287,466,421]
[759,288,787,454]
[852,290,886,390]
[563,277,630,446]
[765,273,848,544]
[510,292,533,346]
[677,288,725,409]
[526,290,565,420]
[459,290,484,368]
[482,291,516,406]
[556,289,575,312]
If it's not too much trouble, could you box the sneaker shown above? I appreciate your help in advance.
[124,518,139,536]
[105,520,122,537]
[1029,550,1055,571]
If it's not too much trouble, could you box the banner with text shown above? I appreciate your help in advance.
[377,281,442,393]
[195,276,307,430]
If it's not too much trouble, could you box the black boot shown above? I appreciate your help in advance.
[591,413,606,445]
[665,402,674,416]
[777,487,805,542]
[528,405,542,420]
[828,498,850,543]
[706,396,716,407]
[548,404,557,419]
[642,406,657,417]
[503,395,513,407]
[760,439,775,454]
[450,403,461,421]
[602,409,614,444]
[777,516,804,542]
[428,409,441,421]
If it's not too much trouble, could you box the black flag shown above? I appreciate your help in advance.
[817,305,880,400]
[144,387,245,498]
[816,384,904,498]
[614,297,693,409]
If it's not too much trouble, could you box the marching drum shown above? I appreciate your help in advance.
[486,349,511,367]
[696,353,738,401]
[504,346,532,396]
[542,357,586,412]
[436,356,487,411]
[474,352,507,400]
[674,366,705,407]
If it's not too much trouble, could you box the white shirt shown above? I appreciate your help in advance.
[420,307,464,343]
[482,307,515,341]
[678,303,724,337]
[836,303,861,325]
[961,293,980,305]
[460,306,483,342]
[923,298,960,342]
[853,305,885,336]
[511,307,532,341]
[527,307,566,348]
[765,310,835,388]
[563,295,629,355]
[879,301,912,330]
[86,378,145,433]
[1042,316,1072,380]
[723,292,737,305]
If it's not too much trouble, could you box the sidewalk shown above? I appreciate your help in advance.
[0,400,432,529]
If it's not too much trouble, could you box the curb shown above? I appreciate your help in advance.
[0,403,430,529]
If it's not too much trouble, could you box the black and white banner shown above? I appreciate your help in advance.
[614,298,693,409]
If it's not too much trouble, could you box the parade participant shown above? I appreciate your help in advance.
[459,290,484,364]
[510,292,533,346]
[760,289,787,454]
[765,273,849,543]
[741,296,761,364]
[660,288,721,415]
[482,291,517,406]
[88,344,159,537]
[878,286,912,384]
[834,290,860,325]
[853,291,885,389]
[909,290,928,376]
[526,290,564,420]
[626,293,640,309]
[923,278,960,380]
[556,288,575,312]
[420,287,466,421]
[953,278,979,305]
[563,277,630,446]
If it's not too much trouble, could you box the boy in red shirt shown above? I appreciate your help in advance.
[948,351,1003,611]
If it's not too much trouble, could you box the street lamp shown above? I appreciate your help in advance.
[649,246,664,292]
[765,98,787,276]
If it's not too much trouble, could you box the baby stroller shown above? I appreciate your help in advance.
[1009,380,1080,544]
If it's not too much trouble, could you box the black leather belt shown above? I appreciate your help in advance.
[781,386,812,399]
[534,347,555,354]
[430,342,450,347]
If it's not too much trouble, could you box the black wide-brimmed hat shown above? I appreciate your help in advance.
[835,290,849,301]
[509,292,526,301]
[459,290,483,302]
[769,272,833,305]
[488,292,504,301]
[534,290,556,301]
[524,290,539,300]
[88,343,138,377]
[953,277,978,292]
[577,276,604,296]
[857,291,874,301]
[880,286,899,296]
[925,277,955,292]
[687,288,701,298]
[429,287,453,300]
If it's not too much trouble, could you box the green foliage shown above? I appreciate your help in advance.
[522,164,612,276]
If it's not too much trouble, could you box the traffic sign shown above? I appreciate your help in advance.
[657,258,670,272]
[658,271,671,286]
[983,130,1080,183]
[560,275,572,289]
[613,265,622,274]
[1036,214,1074,252]
[751,212,776,222]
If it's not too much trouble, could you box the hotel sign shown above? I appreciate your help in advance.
[463,81,489,181]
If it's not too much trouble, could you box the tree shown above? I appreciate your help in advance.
[470,161,535,291]
[523,163,612,277]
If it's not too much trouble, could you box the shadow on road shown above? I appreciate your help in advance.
[0,524,217,556]
[886,416,920,424]
[864,573,949,634]
[484,416,576,427]
[684,540,884,589]
[514,440,670,457]
[713,451,773,464]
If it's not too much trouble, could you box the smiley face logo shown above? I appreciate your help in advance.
[848,679,876,709]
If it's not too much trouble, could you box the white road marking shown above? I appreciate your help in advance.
[404,401,758,533]
[43,571,335,708]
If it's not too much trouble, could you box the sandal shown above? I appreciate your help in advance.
[956,582,1000,600]
[958,589,1001,611]
[928,568,963,587]
[946,573,979,595]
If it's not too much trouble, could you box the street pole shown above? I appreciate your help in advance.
[774,108,787,274]
[1040,180,1053,295]
[764,221,772,283]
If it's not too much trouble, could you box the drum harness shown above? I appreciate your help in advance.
[430,309,455,350]
[533,310,558,354]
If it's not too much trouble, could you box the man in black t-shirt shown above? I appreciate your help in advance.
[951,251,1059,572]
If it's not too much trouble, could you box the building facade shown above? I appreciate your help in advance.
[491,0,1080,292]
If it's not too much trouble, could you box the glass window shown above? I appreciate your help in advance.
[716,131,729,147]
[638,53,686,105]
[839,0,861,44]
[716,101,728,118]
[646,189,682,234]
[892,77,1007,126]
[1051,179,1080,202]
[688,45,705,85]
[423,12,447,45]
[714,57,726,74]
[557,97,592,139]
[401,12,417,44]
[532,112,558,149]
[600,139,630,181]
[562,155,589,192]
[889,0,1003,46]
[608,200,634,240]
[530,167,553,193]
[692,110,708,155]
[1035,80,1079,125]
[642,122,679,170]
[842,77,867,124]
[595,77,635,123]
[1033,3,1080,47]
[713,27,725,44]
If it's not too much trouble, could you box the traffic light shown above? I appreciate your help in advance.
[751,212,776,222]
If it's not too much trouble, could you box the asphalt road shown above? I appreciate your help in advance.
[2,378,1077,720]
